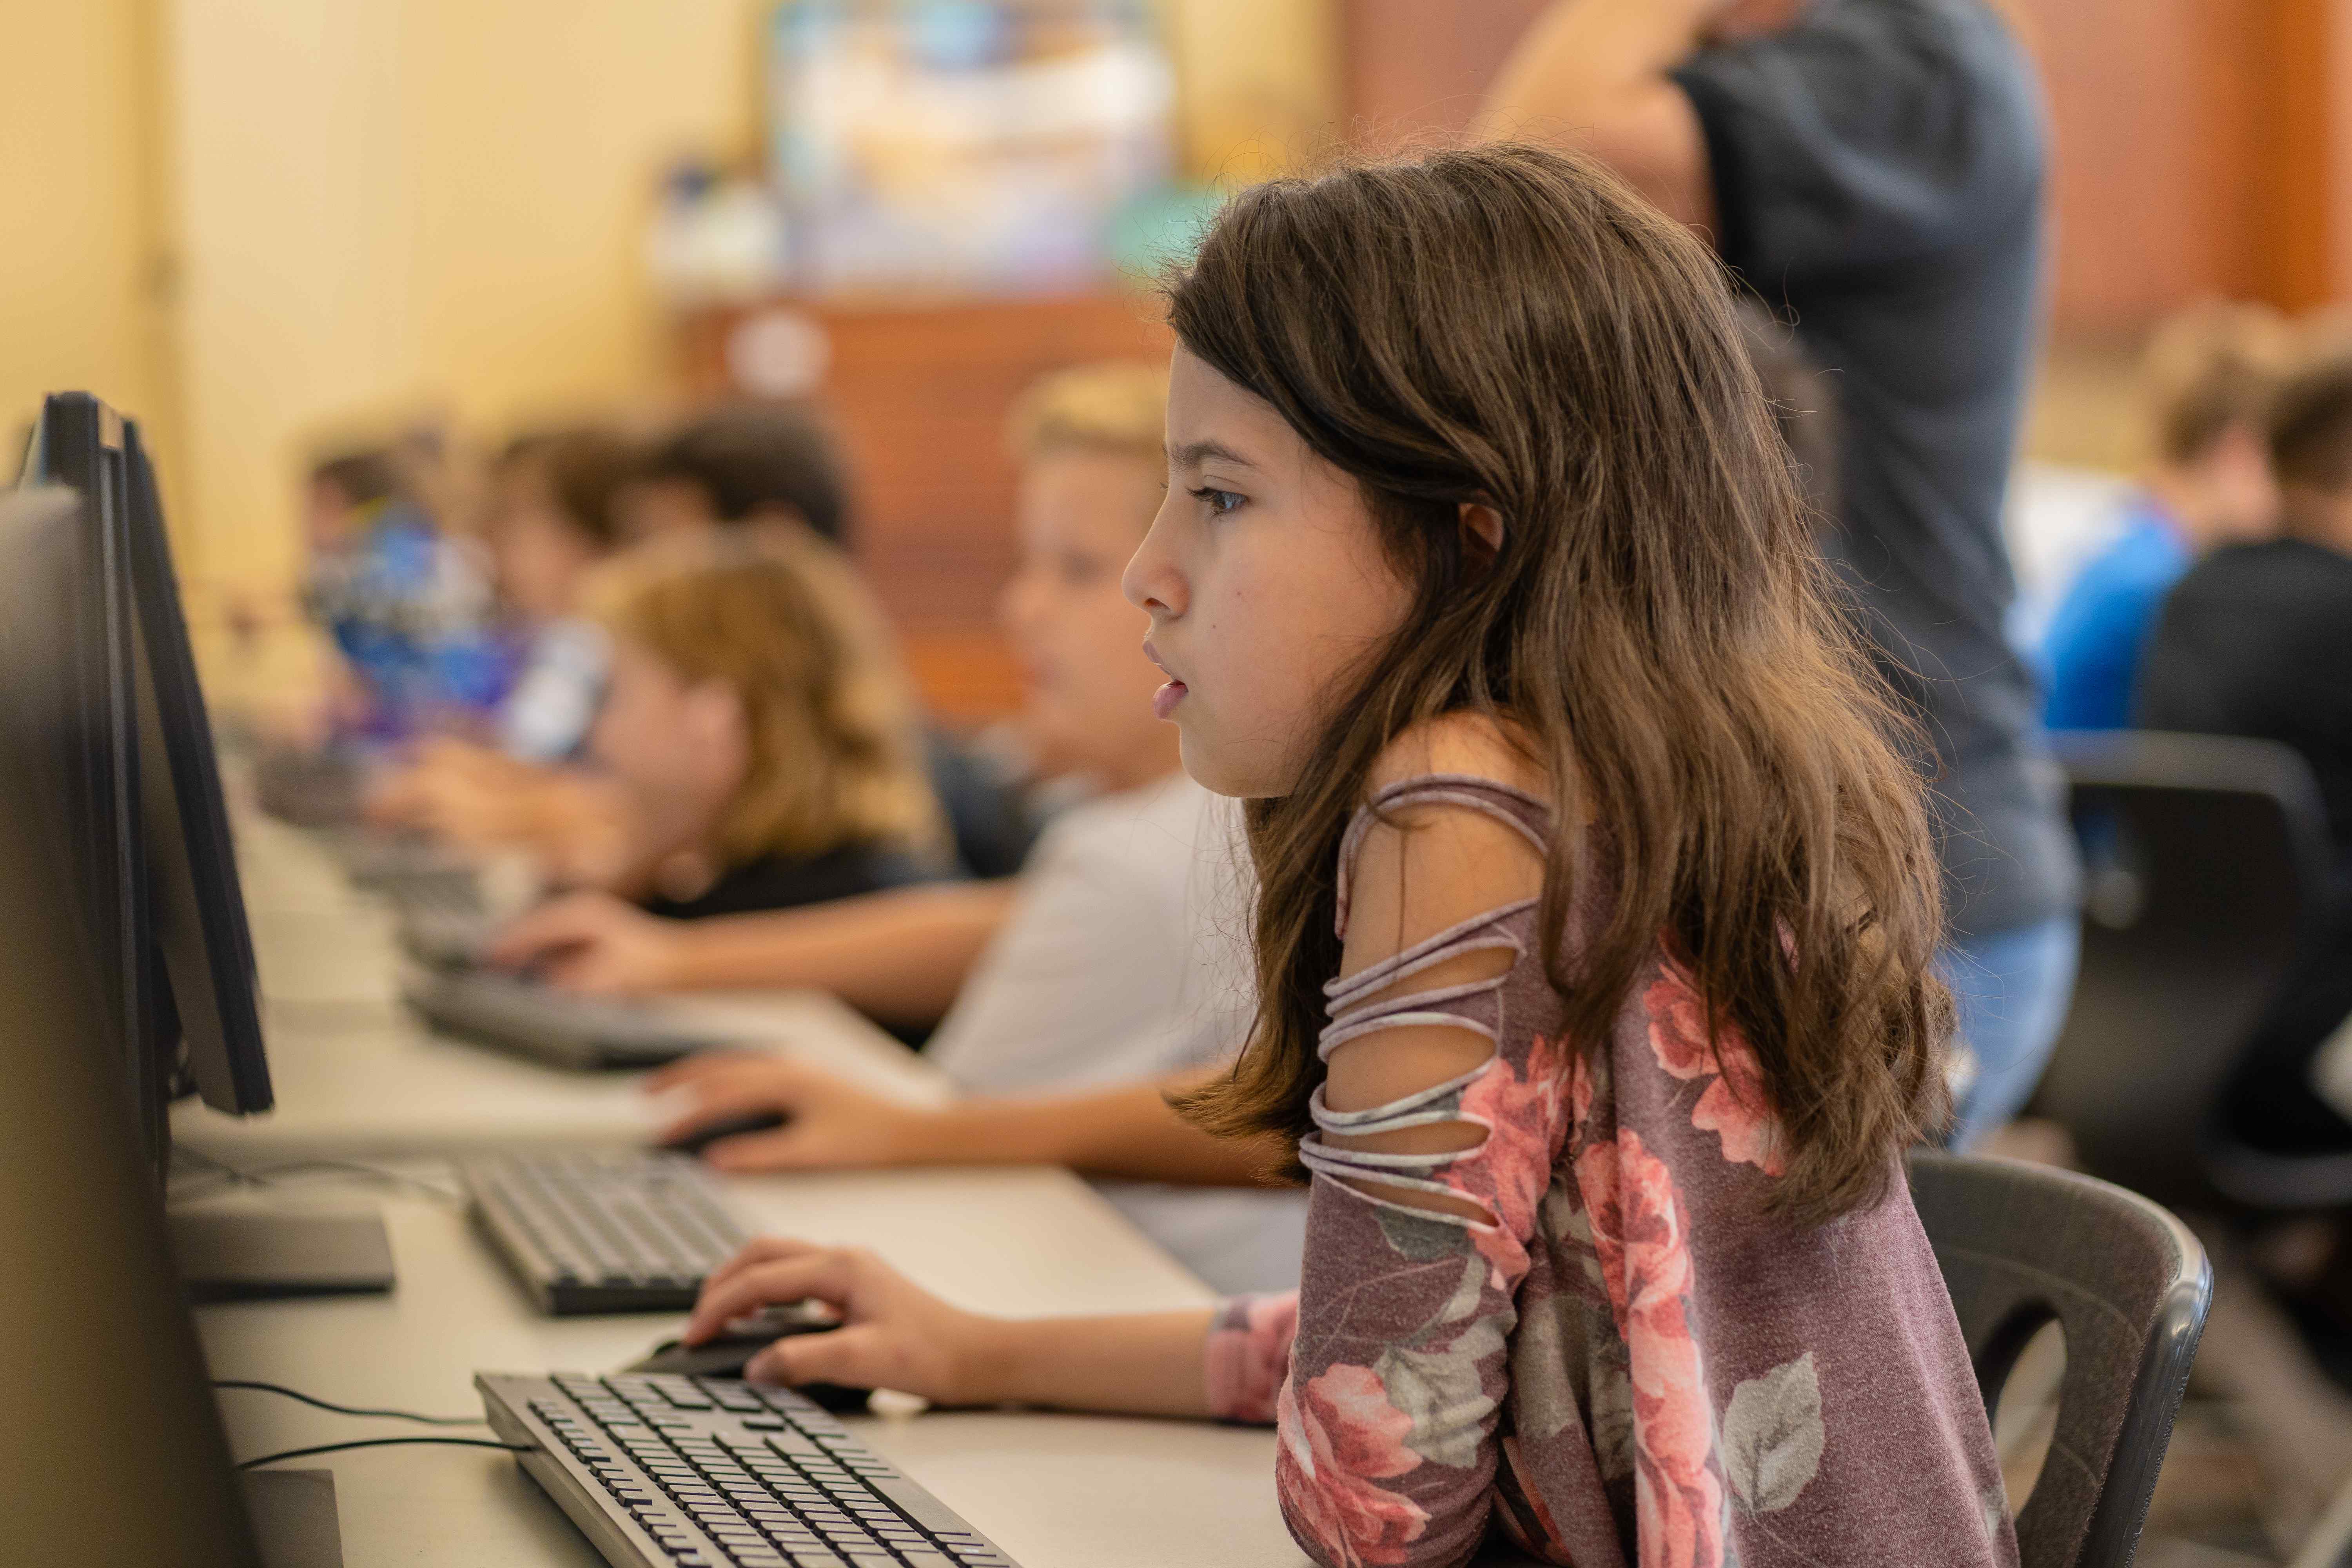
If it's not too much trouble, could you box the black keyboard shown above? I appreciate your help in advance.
[477,1371,1019,1568]
[389,872,497,966]
[407,966,727,1070]
[463,1151,747,1314]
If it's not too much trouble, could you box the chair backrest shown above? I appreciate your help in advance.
[2031,730,2334,1209]
[1910,1151,2211,1568]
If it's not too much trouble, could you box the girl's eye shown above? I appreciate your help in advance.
[1190,486,1245,515]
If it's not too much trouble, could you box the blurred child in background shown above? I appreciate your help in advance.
[495,362,1311,1292]
[364,427,637,860]
[618,401,853,545]
[2039,301,2294,730]
[2142,350,2352,1162]
[579,524,947,916]
[299,434,512,744]
[370,401,880,873]
[487,428,635,762]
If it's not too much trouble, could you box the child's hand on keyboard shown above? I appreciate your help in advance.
[648,1054,931,1171]
[490,891,685,995]
[684,1238,992,1405]
[685,1236,1223,1419]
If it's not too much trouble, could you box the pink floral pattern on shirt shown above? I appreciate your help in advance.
[1645,965,1786,1176]
[1276,1364,1433,1566]
[1575,1127,1723,1568]
[1441,1031,1577,1288]
[1203,775,2018,1568]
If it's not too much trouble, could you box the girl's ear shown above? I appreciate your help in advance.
[1458,501,1506,572]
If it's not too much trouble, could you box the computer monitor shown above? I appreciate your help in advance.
[13,394,272,1173]
[122,419,273,1116]
[13,394,166,1159]
[0,486,266,1568]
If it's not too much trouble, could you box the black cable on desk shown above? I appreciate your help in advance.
[169,1144,465,1205]
[213,1379,485,1426]
[238,1436,528,1470]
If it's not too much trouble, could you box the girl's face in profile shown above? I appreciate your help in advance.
[1124,348,1417,799]
[587,637,745,847]
[997,446,1177,791]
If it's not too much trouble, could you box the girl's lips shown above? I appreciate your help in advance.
[1142,639,1185,719]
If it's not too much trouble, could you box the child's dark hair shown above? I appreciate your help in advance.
[308,449,399,510]
[2269,350,2352,510]
[498,428,636,550]
[1167,144,1952,1225]
[641,402,851,544]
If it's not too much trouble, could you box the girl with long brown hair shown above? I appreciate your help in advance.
[676,143,2014,1568]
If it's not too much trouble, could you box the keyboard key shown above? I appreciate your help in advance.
[495,1377,1013,1568]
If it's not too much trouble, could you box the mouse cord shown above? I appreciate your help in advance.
[237,1436,528,1470]
[212,1379,484,1426]
[169,1145,465,1206]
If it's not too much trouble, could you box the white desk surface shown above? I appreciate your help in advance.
[181,812,944,1162]
[195,809,1305,1567]
[192,1167,1294,1568]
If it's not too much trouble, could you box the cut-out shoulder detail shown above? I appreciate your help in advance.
[1335,774,1549,942]
[1312,774,1557,1228]
[1366,711,1547,798]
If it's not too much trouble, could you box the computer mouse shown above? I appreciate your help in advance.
[661,1108,787,1158]
[627,1302,869,1412]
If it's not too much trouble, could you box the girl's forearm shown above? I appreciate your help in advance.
[668,881,1018,1025]
[910,1073,1293,1188]
[960,1309,1217,1418]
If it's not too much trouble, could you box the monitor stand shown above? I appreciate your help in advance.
[243,1468,345,1568]
[168,1208,396,1303]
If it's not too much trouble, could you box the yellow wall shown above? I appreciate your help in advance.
[1171,0,1339,183]
[0,0,170,479]
[171,0,766,612]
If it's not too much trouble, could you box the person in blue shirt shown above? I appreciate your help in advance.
[2040,301,2293,730]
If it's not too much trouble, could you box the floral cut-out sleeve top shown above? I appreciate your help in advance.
[1202,775,2016,1568]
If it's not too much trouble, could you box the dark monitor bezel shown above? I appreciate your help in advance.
[121,420,272,1115]
[20,394,169,1158]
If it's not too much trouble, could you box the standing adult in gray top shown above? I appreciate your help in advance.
[1481,0,2080,1144]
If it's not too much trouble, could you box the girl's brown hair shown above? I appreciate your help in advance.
[590,526,944,867]
[1169,144,1953,1225]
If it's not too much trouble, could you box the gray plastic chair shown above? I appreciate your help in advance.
[1910,1151,2212,1568]
[2031,730,2344,1211]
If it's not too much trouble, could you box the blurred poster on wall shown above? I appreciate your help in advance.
[767,0,1177,297]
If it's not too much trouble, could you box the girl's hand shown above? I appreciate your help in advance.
[684,1238,1007,1406]
[644,1054,936,1172]
[488,892,684,996]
